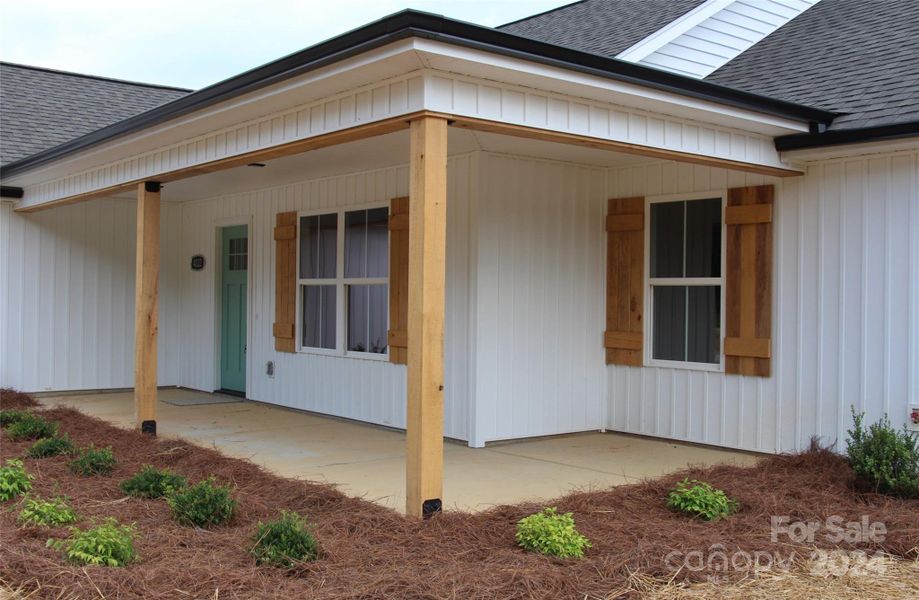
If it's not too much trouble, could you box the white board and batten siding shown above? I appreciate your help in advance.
[606,150,919,454]
[425,73,788,172]
[14,67,799,212]
[470,154,607,446]
[175,157,475,441]
[16,75,426,210]
[3,148,916,454]
[619,0,821,79]
[0,199,183,392]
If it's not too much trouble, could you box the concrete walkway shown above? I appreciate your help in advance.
[41,389,759,513]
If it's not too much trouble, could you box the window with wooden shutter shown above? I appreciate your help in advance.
[724,184,773,377]
[273,211,297,353]
[388,196,409,364]
[605,196,645,366]
[647,195,723,368]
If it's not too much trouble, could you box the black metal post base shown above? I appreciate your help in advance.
[422,498,442,519]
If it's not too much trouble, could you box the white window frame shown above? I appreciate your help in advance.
[644,190,727,372]
[296,201,390,361]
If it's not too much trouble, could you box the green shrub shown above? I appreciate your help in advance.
[167,477,236,528]
[0,409,31,427]
[27,435,75,458]
[847,408,919,498]
[121,465,187,499]
[48,518,136,566]
[516,507,591,558]
[667,479,739,521]
[18,496,78,527]
[69,445,116,476]
[5,413,57,441]
[0,459,34,501]
[251,511,320,567]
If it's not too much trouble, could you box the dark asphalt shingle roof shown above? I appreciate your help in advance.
[503,0,919,132]
[499,0,706,59]
[706,0,919,131]
[0,62,190,166]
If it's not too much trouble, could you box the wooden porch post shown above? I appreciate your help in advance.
[134,181,160,434]
[405,116,448,518]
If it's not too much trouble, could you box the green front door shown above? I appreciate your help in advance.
[220,225,248,394]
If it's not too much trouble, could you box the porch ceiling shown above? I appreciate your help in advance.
[113,129,654,203]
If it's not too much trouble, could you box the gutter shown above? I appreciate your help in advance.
[0,10,836,180]
[775,120,919,151]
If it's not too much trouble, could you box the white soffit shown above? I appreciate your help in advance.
[617,0,821,79]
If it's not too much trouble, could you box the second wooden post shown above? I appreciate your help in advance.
[405,116,448,518]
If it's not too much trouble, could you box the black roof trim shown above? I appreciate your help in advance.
[775,120,919,151]
[0,61,192,93]
[1,10,836,179]
[1,186,24,199]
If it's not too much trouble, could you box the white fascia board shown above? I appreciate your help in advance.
[411,38,808,135]
[9,37,810,207]
[617,0,734,63]
[780,136,919,163]
[4,39,425,189]
[9,34,809,190]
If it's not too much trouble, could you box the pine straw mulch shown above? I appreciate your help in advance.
[1,389,917,599]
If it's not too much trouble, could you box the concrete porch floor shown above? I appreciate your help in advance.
[41,388,760,513]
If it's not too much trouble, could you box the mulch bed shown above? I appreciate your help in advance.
[1,389,917,599]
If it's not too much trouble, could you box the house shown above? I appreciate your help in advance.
[1,0,917,517]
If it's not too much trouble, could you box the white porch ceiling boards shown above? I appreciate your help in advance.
[156,130,651,203]
[9,38,812,211]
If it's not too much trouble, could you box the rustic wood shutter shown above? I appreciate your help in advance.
[605,196,645,366]
[273,211,297,353]
[724,184,773,376]
[388,197,409,364]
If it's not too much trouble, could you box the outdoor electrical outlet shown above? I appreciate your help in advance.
[267,361,275,378]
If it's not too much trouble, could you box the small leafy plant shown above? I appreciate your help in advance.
[516,507,591,558]
[18,496,78,527]
[121,466,187,499]
[5,413,57,441]
[27,434,75,458]
[251,511,320,567]
[48,518,136,566]
[0,459,34,502]
[0,409,31,427]
[847,408,919,498]
[667,479,739,521]
[167,477,236,528]
[69,445,116,476]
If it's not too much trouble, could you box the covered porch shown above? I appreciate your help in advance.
[2,19,819,517]
[40,389,758,512]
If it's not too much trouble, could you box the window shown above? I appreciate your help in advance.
[228,237,248,271]
[298,206,389,356]
[647,195,723,368]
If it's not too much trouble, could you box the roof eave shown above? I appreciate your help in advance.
[775,120,919,152]
[0,9,835,179]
